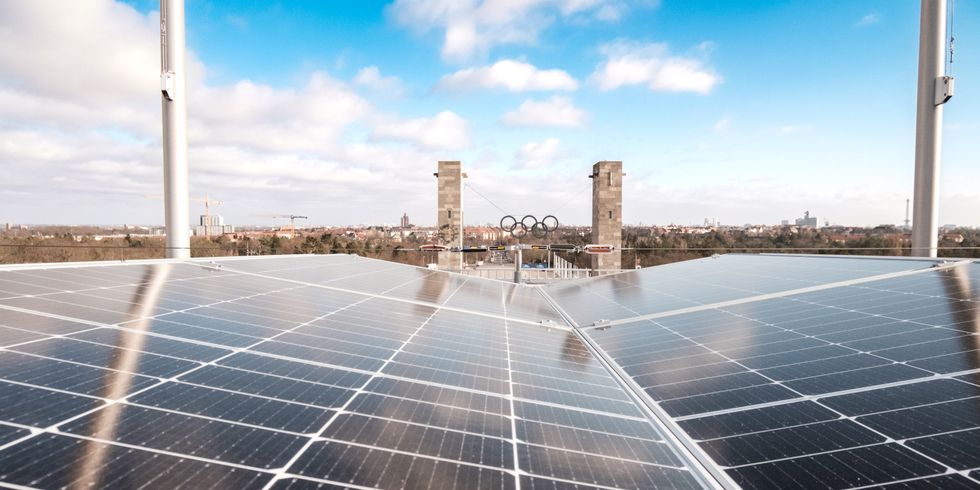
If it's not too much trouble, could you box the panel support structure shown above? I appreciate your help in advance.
[160,0,191,259]
[435,161,465,270]
[590,161,623,271]
[911,0,952,258]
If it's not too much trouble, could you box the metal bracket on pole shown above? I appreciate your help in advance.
[935,75,954,105]
[161,71,176,101]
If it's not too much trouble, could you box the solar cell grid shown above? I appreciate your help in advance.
[0,351,160,396]
[0,295,154,325]
[561,261,980,488]
[0,380,105,427]
[177,365,355,408]
[128,381,338,433]
[724,443,944,489]
[0,323,50,346]
[346,391,511,438]
[10,337,201,378]
[3,254,976,489]
[546,255,935,325]
[0,433,274,489]
[60,404,310,469]
[216,352,371,388]
[0,423,28,447]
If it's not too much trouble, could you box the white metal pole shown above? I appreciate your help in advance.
[459,178,464,270]
[160,0,190,259]
[911,0,949,258]
[514,248,522,284]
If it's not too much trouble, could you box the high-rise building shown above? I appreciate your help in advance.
[200,214,224,227]
[194,214,233,236]
[400,213,410,228]
[795,211,818,228]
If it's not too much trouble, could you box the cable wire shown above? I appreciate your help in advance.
[948,0,956,75]
[464,183,511,216]
[552,182,592,214]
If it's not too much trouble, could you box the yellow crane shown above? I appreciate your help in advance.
[254,214,308,234]
[145,194,224,237]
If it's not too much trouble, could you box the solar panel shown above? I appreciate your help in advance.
[546,254,937,326]
[1,254,977,489]
[0,256,710,489]
[563,259,980,488]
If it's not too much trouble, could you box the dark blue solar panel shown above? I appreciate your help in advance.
[570,262,980,488]
[3,254,977,489]
[0,256,709,489]
[545,254,935,325]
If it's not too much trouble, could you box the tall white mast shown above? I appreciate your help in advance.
[160,0,190,259]
[911,0,954,257]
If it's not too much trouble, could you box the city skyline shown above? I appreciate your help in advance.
[1,0,978,228]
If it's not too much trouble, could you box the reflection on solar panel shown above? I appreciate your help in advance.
[0,254,977,489]
[572,258,980,489]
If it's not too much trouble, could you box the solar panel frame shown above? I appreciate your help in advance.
[543,258,980,489]
[2,253,976,489]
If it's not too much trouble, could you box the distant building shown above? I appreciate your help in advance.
[200,214,224,227]
[400,213,411,228]
[781,220,790,226]
[194,214,233,236]
[465,226,501,241]
[795,211,818,228]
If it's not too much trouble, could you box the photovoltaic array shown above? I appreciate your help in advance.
[0,254,977,489]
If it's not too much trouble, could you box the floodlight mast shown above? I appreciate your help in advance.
[911,0,954,257]
[160,0,190,258]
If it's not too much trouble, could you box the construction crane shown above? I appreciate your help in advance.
[146,193,224,237]
[254,214,308,234]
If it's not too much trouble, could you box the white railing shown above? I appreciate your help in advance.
[450,266,630,283]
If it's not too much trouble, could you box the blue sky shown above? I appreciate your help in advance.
[1,0,977,227]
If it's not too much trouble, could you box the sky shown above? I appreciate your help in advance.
[0,0,977,228]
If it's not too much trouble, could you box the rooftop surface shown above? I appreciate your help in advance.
[0,254,978,489]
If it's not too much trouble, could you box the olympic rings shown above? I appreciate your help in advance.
[500,215,517,232]
[541,215,559,231]
[521,215,537,230]
[498,214,561,239]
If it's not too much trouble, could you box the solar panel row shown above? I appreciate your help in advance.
[0,255,709,489]
[572,260,980,488]
[1,254,977,489]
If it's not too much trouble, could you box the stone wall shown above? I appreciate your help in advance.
[590,161,623,270]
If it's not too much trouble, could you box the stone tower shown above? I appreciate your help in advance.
[435,161,464,269]
[590,161,623,270]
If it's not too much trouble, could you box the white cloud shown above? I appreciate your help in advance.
[856,13,879,26]
[438,59,578,92]
[515,137,564,168]
[389,0,635,62]
[501,96,586,128]
[189,73,374,154]
[0,1,162,101]
[371,111,472,150]
[353,66,406,96]
[591,40,720,94]
[0,0,473,225]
